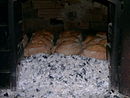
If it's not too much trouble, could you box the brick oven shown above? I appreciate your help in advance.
[0,0,130,97]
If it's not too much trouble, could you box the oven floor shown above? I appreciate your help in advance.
[0,53,129,98]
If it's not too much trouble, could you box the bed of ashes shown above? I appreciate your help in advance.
[0,53,127,98]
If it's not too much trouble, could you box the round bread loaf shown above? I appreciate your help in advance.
[56,36,80,45]
[53,41,81,55]
[42,32,53,40]
[55,44,81,55]
[83,35,95,45]
[85,36,103,46]
[34,30,53,40]
[24,40,52,56]
[98,39,107,46]
[86,44,106,52]
[60,31,82,40]
[53,31,82,55]
[28,46,51,55]
[80,44,106,60]
[30,38,52,49]
[24,30,53,56]
[96,32,106,39]
[82,36,102,49]
[24,46,51,56]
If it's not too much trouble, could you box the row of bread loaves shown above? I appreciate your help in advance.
[24,30,107,60]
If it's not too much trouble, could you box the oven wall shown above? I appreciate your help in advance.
[22,0,107,35]
[108,0,130,96]
[119,0,130,96]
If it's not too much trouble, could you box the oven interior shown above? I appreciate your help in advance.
[0,0,130,96]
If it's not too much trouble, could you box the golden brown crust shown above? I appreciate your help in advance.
[24,31,53,56]
[52,31,82,55]
[83,35,95,45]
[86,44,106,52]
[60,31,82,40]
[33,31,53,41]
[80,44,106,60]
[56,36,80,45]
[96,32,106,39]
[98,39,107,46]
[54,42,81,55]
[80,50,106,60]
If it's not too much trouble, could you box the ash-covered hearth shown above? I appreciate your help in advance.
[0,53,123,98]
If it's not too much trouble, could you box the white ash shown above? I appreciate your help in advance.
[0,53,122,98]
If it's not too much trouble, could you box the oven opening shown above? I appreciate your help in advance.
[23,0,108,59]
[0,0,130,97]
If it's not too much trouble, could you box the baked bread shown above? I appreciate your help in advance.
[53,42,81,55]
[82,36,102,49]
[96,32,106,39]
[98,39,107,46]
[30,38,52,49]
[24,30,53,56]
[80,44,106,60]
[82,35,95,45]
[60,31,82,40]
[86,36,105,46]
[52,31,82,55]
[33,31,53,41]
[56,36,80,45]
[24,45,51,56]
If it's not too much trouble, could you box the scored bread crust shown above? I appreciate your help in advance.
[60,31,82,40]
[52,31,82,55]
[56,36,80,45]
[80,44,106,60]
[24,31,53,56]
[54,42,81,55]
[83,36,107,49]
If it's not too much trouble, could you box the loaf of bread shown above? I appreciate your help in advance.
[32,30,53,41]
[82,36,101,48]
[24,45,51,56]
[81,33,107,60]
[30,38,52,49]
[60,31,82,41]
[98,39,107,46]
[80,44,106,60]
[52,31,82,55]
[53,41,81,55]
[56,36,80,45]
[96,32,106,39]
[24,31,53,56]
[82,35,95,46]
[83,35,107,48]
